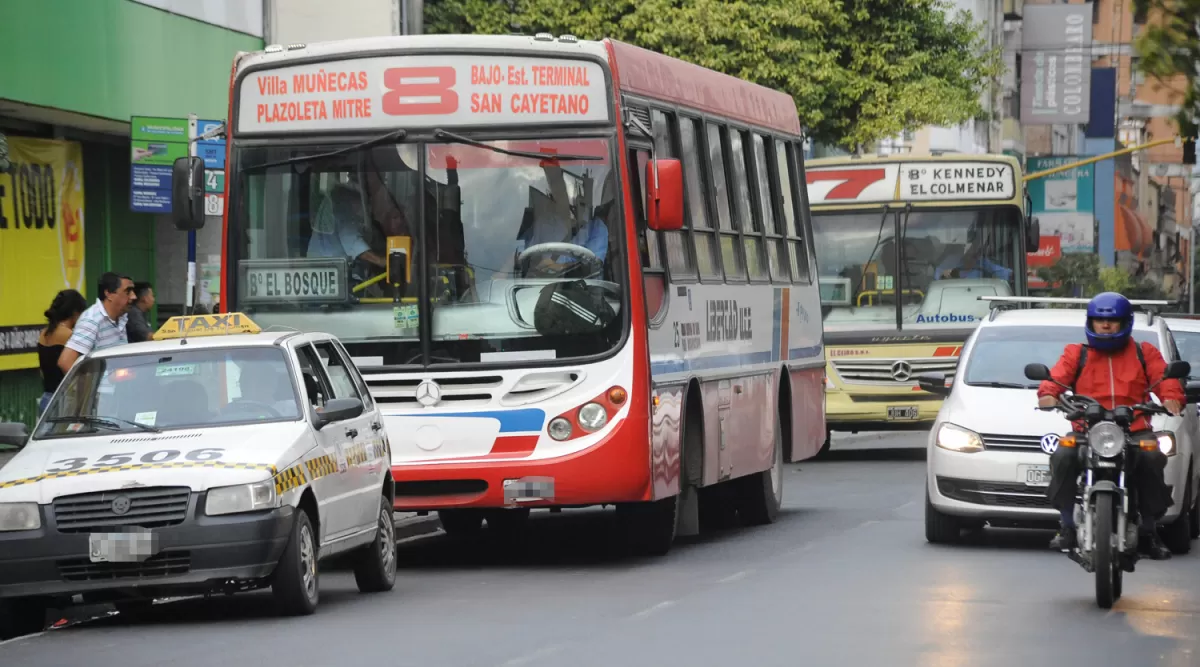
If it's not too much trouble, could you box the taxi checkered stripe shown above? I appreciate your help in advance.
[0,461,277,490]
[346,443,369,466]
[305,454,338,480]
[273,464,308,495]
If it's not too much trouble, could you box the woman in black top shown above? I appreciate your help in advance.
[37,289,87,416]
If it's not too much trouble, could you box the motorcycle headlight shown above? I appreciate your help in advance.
[0,503,41,531]
[1088,421,1126,459]
[935,422,984,454]
[205,480,278,516]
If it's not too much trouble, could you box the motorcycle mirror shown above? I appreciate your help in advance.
[1024,363,1051,381]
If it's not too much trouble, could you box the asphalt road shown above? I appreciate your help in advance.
[3,431,1199,666]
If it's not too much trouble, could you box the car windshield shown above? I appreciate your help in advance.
[963,325,1161,387]
[812,207,1021,332]
[1170,328,1200,378]
[36,347,301,438]
[232,137,624,367]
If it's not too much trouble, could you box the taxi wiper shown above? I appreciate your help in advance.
[966,381,1034,389]
[44,415,161,434]
[245,127,409,171]
[432,129,604,162]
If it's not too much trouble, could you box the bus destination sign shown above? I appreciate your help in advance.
[806,160,1016,205]
[237,55,610,134]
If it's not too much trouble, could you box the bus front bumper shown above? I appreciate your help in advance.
[825,389,943,431]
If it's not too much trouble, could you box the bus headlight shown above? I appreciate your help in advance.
[0,503,41,531]
[548,418,573,441]
[205,480,278,516]
[578,403,608,432]
[935,423,984,454]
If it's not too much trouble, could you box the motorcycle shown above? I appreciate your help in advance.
[1024,359,1190,609]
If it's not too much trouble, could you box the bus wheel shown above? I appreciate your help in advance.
[616,496,678,557]
[438,509,484,537]
[737,413,784,526]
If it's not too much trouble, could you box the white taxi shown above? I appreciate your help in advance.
[0,313,396,638]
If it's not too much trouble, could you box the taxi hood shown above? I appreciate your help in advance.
[0,421,312,504]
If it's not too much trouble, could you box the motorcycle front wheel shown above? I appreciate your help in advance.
[1094,494,1118,609]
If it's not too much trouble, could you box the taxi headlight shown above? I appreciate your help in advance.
[0,503,41,531]
[205,480,278,516]
[1088,422,1126,459]
[935,422,984,454]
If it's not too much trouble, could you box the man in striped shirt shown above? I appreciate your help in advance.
[57,272,135,373]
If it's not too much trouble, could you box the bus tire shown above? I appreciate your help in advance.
[737,412,784,526]
[617,496,678,557]
[438,509,484,536]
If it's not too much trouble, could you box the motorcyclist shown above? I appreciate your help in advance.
[1036,292,1182,560]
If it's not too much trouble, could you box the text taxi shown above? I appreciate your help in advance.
[0,313,396,637]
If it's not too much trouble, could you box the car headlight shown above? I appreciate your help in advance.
[935,422,984,453]
[0,502,41,531]
[205,480,278,516]
[1088,422,1125,459]
[1146,432,1177,457]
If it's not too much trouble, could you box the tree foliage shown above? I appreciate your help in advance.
[425,0,1003,150]
[1036,254,1168,301]
[1132,0,1200,138]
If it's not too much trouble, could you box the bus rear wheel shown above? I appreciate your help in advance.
[737,413,784,526]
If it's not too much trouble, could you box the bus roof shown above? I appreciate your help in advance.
[233,34,802,138]
[805,153,1023,209]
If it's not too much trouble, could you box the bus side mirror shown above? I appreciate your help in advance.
[171,156,206,231]
[646,158,684,232]
[1026,216,1040,253]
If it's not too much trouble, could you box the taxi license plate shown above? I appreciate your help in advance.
[887,406,919,421]
[89,529,158,563]
[1019,464,1052,488]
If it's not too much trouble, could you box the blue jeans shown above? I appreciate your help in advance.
[37,392,53,416]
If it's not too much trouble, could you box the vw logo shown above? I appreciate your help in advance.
[1040,433,1060,454]
[890,360,913,382]
[110,495,132,516]
[415,380,442,407]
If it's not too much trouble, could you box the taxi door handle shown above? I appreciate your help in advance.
[371,422,383,432]
[346,428,359,438]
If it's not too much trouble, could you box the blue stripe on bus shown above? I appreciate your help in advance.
[771,288,782,363]
[649,344,824,375]
[380,408,546,433]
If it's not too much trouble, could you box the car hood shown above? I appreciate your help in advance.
[941,386,1180,437]
[0,421,313,504]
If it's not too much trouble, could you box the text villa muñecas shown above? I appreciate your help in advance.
[908,167,1010,197]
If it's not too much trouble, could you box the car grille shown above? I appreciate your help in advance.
[57,551,190,582]
[53,487,192,533]
[832,358,957,385]
[981,434,1046,452]
[936,476,1054,509]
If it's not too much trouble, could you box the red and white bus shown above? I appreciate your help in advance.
[177,34,825,555]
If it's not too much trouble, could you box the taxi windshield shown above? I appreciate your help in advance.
[37,347,302,437]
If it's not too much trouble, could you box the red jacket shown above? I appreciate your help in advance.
[1038,340,1184,432]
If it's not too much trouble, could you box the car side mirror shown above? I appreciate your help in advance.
[1024,363,1051,381]
[645,158,684,231]
[171,156,206,231]
[916,373,951,397]
[1163,360,1191,380]
[313,397,363,430]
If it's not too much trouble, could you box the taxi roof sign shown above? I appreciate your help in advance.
[152,313,262,340]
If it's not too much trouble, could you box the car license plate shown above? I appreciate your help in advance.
[1019,464,1052,488]
[887,406,919,421]
[88,529,158,563]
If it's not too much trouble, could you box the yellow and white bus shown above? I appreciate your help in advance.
[805,154,1037,450]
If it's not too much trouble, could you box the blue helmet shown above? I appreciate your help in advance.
[1085,292,1134,351]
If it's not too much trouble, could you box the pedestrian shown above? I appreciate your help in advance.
[36,289,87,415]
[126,281,155,343]
[57,272,135,373]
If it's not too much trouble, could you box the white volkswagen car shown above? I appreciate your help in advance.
[920,301,1200,552]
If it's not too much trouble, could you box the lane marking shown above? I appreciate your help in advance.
[717,570,751,584]
[630,600,676,619]
[500,643,564,666]
[0,631,44,647]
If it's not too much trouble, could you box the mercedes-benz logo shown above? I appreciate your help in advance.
[110,495,132,515]
[415,380,442,407]
[890,360,913,382]
[1040,433,1060,454]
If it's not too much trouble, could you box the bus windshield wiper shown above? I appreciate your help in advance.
[432,129,604,162]
[966,381,1033,389]
[44,415,162,434]
[245,128,408,171]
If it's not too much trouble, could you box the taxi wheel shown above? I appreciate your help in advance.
[272,510,319,616]
[353,496,398,594]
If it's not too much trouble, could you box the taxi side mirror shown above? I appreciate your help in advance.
[313,397,364,430]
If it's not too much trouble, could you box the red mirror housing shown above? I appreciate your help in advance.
[645,158,684,231]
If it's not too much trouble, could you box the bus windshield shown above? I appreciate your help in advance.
[231,136,625,367]
[813,207,1022,332]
